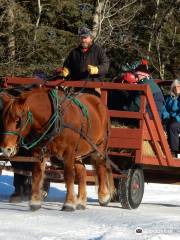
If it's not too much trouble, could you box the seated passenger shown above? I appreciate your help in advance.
[161,79,180,157]
[33,70,47,80]
[121,59,165,118]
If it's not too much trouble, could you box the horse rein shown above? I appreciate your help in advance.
[2,88,122,173]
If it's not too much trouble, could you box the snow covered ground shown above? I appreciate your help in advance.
[0,171,180,240]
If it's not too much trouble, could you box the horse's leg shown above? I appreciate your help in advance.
[75,161,87,210]
[62,150,77,211]
[30,159,46,211]
[91,152,114,206]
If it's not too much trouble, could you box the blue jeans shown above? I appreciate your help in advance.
[168,121,180,152]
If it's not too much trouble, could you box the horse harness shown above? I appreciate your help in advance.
[2,88,124,173]
[48,89,108,162]
[3,89,108,162]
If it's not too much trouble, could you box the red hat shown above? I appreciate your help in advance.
[121,72,138,83]
[141,59,148,65]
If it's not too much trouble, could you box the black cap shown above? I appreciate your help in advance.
[78,26,91,37]
[135,64,149,73]
[134,59,149,73]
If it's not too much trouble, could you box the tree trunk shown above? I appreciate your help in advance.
[92,1,105,40]
[147,0,159,60]
[34,0,42,41]
[7,1,15,75]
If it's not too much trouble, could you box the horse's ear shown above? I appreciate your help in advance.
[0,94,12,110]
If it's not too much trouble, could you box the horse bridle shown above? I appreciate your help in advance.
[2,110,33,147]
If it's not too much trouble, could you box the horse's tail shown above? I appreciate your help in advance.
[92,155,115,201]
[105,119,115,199]
[105,152,116,199]
[104,118,111,152]
[91,106,115,201]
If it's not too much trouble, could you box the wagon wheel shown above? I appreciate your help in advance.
[119,168,144,209]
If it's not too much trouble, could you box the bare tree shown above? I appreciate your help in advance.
[34,0,42,41]
[92,0,141,46]
[92,0,104,39]
[7,1,15,70]
[0,0,16,74]
[147,0,159,60]
[152,0,179,79]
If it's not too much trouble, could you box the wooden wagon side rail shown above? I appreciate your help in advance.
[109,128,142,149]
[2,78,180,168]
[2,76,44,86]
[59,81,180,167]
[143,86,180,167]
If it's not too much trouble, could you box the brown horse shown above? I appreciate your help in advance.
[1,87,114,211]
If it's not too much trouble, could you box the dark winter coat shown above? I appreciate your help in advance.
[64,43,109,81]
[127,77,165,118]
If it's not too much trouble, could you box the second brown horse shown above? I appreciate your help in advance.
[1,87,114,211]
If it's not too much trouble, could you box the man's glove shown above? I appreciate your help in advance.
[95,88,101,95]
[55,67,70,77]
[87,65,99,75]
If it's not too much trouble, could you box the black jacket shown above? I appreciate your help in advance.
[64,43,109,81]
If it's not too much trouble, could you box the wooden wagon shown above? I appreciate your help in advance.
[0,76,179,209]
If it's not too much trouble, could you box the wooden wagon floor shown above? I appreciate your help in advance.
[0,171,180,240]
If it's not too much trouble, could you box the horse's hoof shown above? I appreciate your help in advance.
[9,194,22,203]
[99,199,110,206]
[61,204,75,212]
[76,204,86,210]
[30,204,41,211]
[98,194,110,206]
[30,200,41,211]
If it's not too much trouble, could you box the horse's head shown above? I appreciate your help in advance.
[1,88,53,157]
[1,96,32,157]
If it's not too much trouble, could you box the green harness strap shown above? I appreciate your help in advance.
[23,89,91,148]
[21,89,59,149]
[2,111,33,138]
[2,89,91,150]
[51,89,90,127]
[67,95,91,127]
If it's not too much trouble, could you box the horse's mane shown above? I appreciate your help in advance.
[17,87,49,99]
[3,99,21,122]
[3,87,66,123]
[2,88,46,121]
